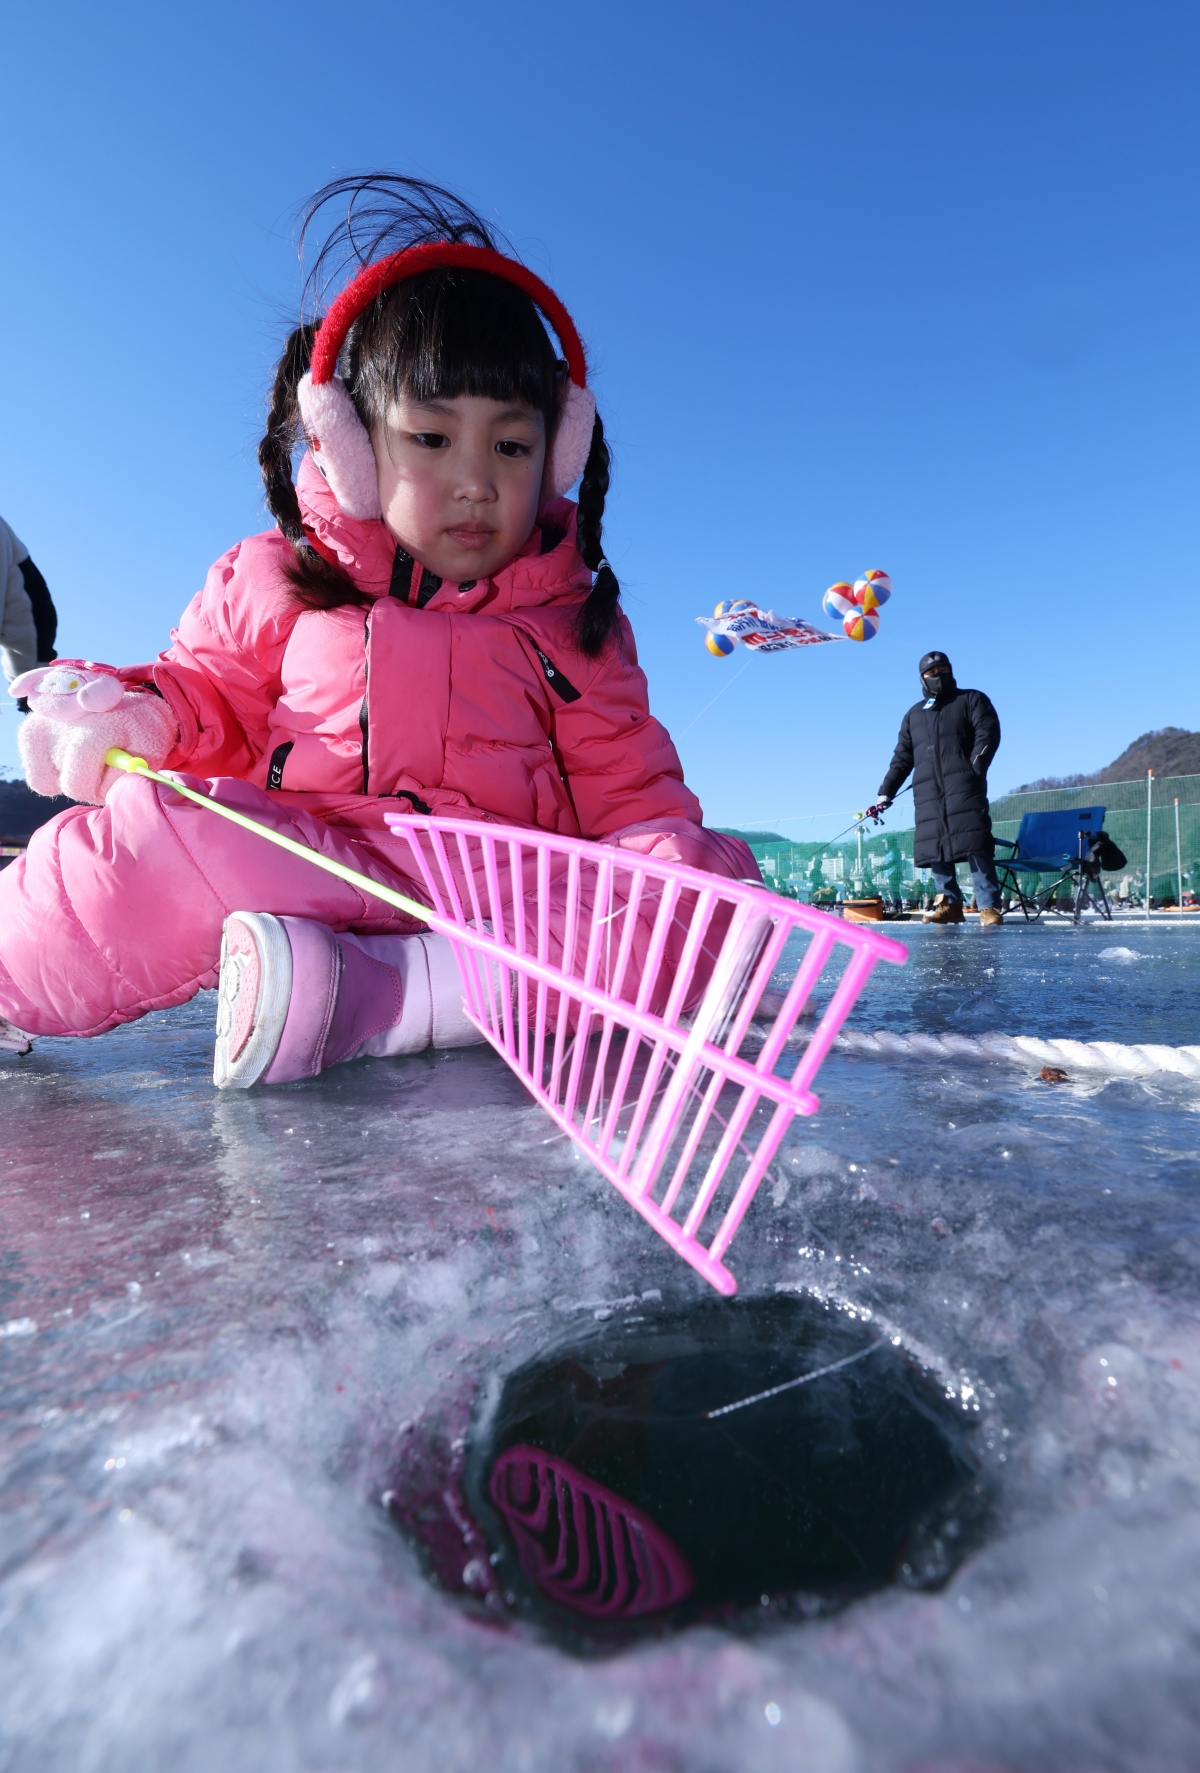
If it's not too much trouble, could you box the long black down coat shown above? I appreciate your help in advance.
[879,686,1001,866]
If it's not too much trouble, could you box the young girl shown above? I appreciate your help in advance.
[1,176,754,1085]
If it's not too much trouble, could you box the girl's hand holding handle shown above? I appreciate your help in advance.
[8,662,180,804]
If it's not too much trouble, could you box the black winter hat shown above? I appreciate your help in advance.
[919,651,953,676]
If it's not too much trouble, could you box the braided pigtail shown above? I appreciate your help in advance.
[258,324,312,546]
[572,414,621,657]
[258,324,367,610]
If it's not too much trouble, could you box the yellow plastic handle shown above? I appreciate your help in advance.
[103,748,433,924]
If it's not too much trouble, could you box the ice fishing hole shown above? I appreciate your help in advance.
[386,1295,984,1650]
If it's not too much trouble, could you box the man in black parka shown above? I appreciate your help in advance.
[877,651,1003,925]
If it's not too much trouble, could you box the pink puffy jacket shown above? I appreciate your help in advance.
[0,456,756,1040]
[132,455,702,836]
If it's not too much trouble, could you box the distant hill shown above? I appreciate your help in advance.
[0,779,74,842]
[1013,727,1200,793]
[712,829,787,845]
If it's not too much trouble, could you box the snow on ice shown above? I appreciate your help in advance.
[3,921,1200,1770]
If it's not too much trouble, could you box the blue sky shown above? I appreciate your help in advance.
[2,1,1197,839]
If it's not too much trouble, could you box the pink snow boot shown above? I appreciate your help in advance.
[213,912,483,1089]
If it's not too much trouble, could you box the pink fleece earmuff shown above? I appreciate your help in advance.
[296,243,597,522]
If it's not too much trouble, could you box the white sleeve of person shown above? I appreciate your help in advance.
[9,662,180,804]
[0,519,38,682]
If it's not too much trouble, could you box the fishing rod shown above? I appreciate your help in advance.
[103,749,436,919]
[815,782,914,859]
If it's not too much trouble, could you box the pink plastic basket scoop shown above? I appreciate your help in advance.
[384,815,907,1295]
[490,1444,695,1619]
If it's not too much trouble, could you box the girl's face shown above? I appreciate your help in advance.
[373,393,547,583]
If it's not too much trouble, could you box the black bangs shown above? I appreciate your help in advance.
[345,268,561,435]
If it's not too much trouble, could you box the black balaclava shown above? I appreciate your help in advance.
[919,651,956,704]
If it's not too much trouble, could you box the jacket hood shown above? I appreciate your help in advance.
[918,650,956,701]
[295,451,592,615]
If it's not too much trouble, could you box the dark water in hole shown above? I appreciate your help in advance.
[449,1295,983,1647]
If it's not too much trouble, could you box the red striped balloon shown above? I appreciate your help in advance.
[843,607,881,641]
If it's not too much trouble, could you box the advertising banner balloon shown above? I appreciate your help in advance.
[695,571,891,654]
[696,603,843,655]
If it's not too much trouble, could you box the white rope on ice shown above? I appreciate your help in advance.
[834,1029,1200,1079]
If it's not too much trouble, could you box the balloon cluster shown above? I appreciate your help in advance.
[821,570,892,642]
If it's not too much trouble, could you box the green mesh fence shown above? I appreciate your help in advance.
[730,775,1200,908]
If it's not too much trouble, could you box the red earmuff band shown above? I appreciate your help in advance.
[309,243,589,389]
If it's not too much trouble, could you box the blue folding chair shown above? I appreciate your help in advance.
[993,807,1113,923]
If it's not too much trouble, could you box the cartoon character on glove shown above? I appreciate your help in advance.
[8,661,180,804]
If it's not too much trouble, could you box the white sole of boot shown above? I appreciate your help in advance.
[213,912,294,1090]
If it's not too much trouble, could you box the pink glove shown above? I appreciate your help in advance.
[9,661,180,804]
[599,819,761,882]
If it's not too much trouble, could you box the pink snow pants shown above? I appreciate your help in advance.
[0,775,756,1039]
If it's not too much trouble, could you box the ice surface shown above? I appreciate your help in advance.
[3,920,1200,1771]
